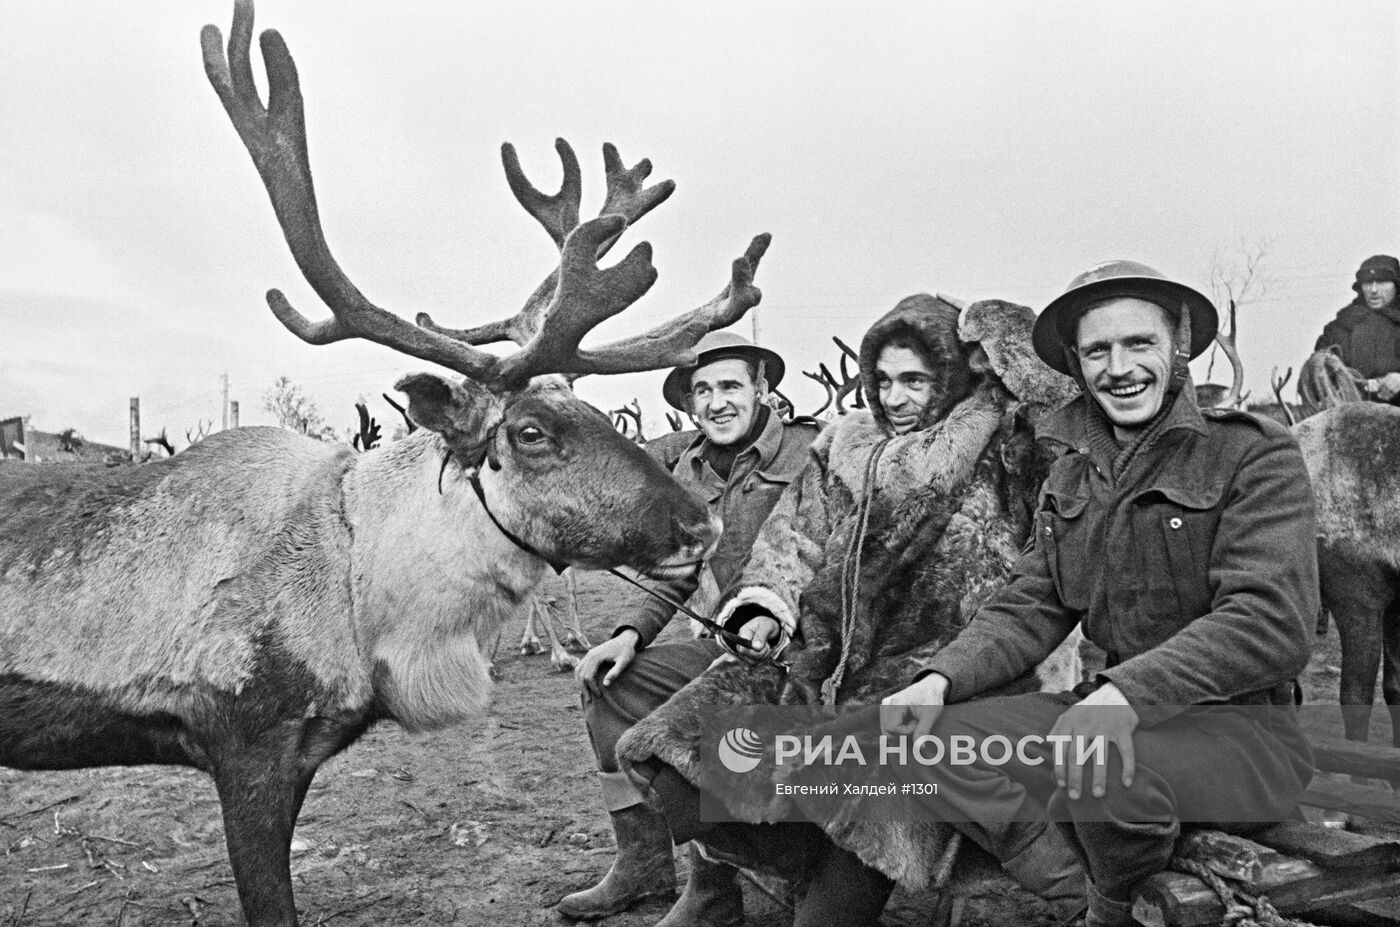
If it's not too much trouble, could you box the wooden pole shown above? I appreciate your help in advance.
[129,398,140,459]
[229,400,240,428]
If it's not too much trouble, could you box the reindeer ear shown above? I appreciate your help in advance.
[394,373,498,456]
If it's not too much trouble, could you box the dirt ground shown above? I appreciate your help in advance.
[1,571,1394,927]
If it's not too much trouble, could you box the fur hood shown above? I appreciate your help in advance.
[859,295,972,433]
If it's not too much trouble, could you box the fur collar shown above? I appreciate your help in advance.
[815,381,1009,504]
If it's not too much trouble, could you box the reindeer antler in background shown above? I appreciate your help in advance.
[352,402,382,451]
[802,365,836,417]
[608,399,645,444]
[830,336,864,412]
[1213,299,1245,409]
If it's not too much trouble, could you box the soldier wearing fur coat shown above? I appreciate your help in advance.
[615,294,1080,927]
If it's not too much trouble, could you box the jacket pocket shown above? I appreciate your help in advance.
[1140,482,1225,622]
[1039,487,1089,612]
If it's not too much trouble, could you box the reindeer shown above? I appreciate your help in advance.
[1293,403,1400,747]
[0,4,771,924]
[1205,307,1400,748]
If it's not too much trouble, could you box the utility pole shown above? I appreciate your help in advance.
[229,400,240,428]
[129,398,141,460]
[751,306,761,345]
[221,373,230,431]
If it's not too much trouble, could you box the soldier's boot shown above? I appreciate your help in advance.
[654,844,745,927]
[1000,823,1090,924]
[557,782,676,920]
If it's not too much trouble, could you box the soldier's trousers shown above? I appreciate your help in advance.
[899,692,1313,900]
[582,638,724,778]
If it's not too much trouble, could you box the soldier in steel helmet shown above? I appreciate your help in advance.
[1314,254,1400,401]
[881,261,1319,926]
[558,331,820,921]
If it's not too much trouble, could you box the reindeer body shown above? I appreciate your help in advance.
[1293,402,1400,746]
[2,408,714,924]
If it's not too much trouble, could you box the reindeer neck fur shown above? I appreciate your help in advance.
[343,430,549,730]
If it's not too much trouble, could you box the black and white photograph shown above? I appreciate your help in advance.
[3,3,1399,926]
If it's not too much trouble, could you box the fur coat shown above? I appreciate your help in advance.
[615,295,1080,890]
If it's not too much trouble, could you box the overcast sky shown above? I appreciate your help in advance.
[4,1,1397,448]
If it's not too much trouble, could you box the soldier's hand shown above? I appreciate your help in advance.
[575,629,640,697]
[880,673,949,738]
[729,614,780,665]
[1050,681,1139,801]
[1376,372,1400,401]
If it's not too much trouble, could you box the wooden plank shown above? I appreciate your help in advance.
[1312,739,1400,781]
[1133,859,1400,927]
[1300,716,1400,780]
[1303,780,1400,824]
[1252,822,1400,871]
[1299,900,1400,926]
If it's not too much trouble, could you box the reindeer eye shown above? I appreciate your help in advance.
[517,426,546,444]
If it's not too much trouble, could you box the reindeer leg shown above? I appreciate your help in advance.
[538,595,580,672]
[563,568,591,651]
[211,726,314,927]
[1383,595,1400,752]
[1323,546,1386,743]
[519,599,546,655]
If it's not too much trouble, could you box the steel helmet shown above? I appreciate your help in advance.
[661,330,786,411]
[1032,260,1218,375]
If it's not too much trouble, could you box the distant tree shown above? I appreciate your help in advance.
[57,428,84,453]
[263,376,337,441]
[1203,237,1272,387]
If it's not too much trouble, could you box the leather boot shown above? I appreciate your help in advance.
[1084,881,1135,927]
[1000,823,1089,923]
[654,844,745,927]
[557,804,676,920]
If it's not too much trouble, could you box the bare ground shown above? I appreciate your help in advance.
[1,571,1393,927]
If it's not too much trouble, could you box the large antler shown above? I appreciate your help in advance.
[203,1,767,390]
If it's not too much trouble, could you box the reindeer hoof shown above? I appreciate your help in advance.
[519,638,546,656]
[551,652,582,672]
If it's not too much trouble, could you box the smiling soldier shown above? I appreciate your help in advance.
[882,261,1319,927]
[558,331,819,921]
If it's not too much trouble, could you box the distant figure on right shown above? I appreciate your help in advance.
[1314,254,1400,402]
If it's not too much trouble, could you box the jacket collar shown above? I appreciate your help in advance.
[683,404,788,473]
[1038,387,1207,472]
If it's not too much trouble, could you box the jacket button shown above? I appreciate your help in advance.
[1168,517,1183,530]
